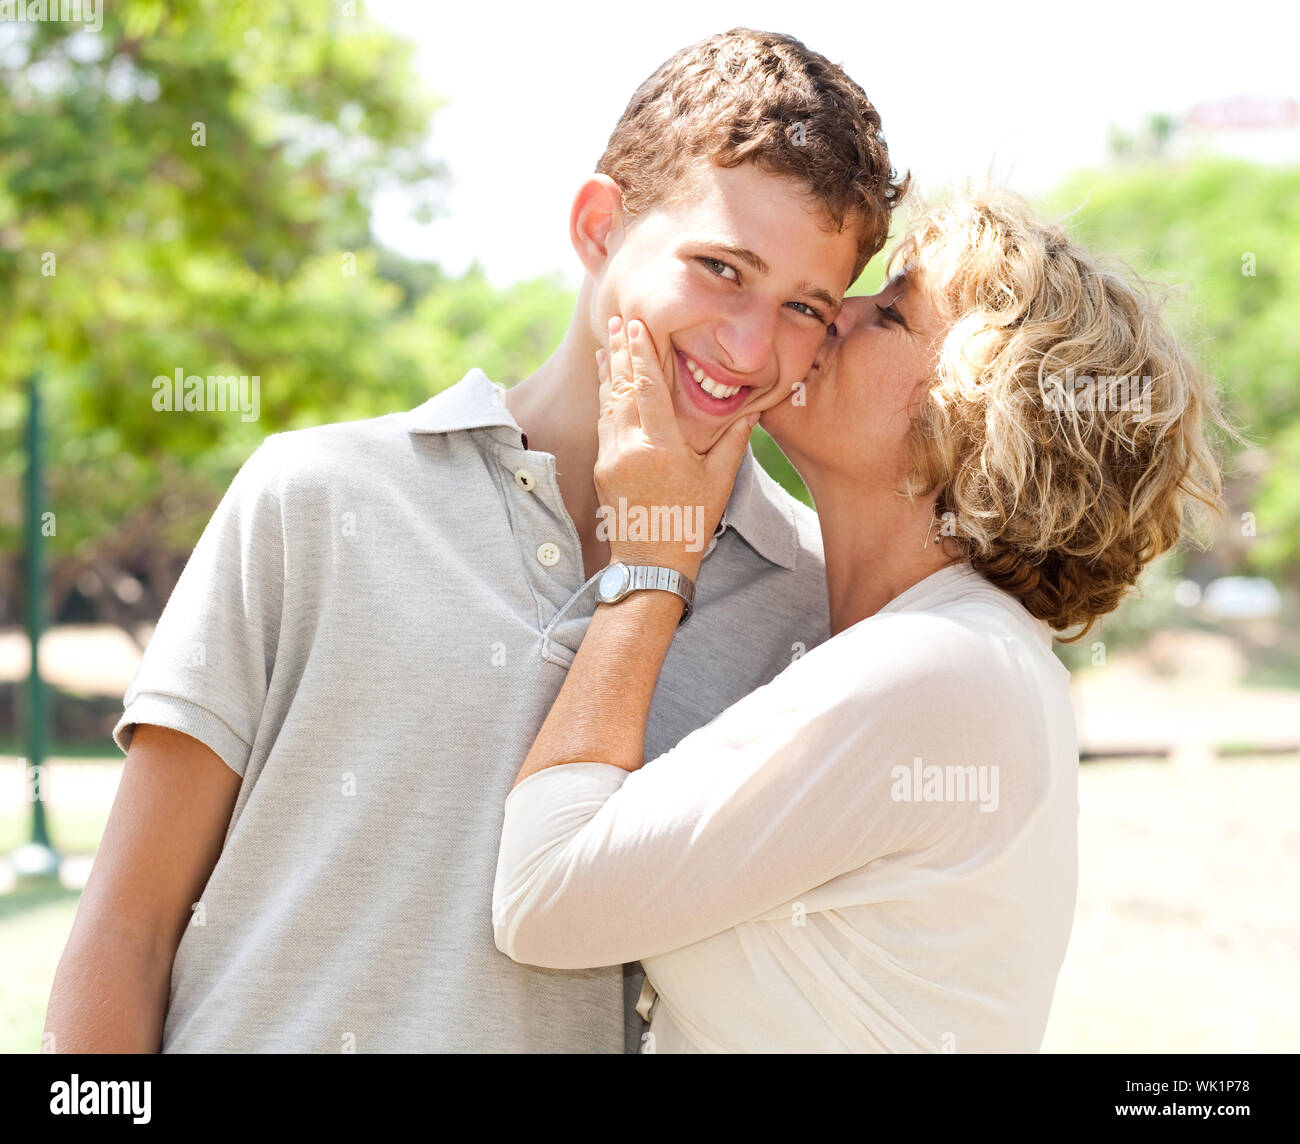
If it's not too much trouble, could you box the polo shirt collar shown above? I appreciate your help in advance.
[403,368,521,437]
[406,369,801,571]
[720,446,801,571]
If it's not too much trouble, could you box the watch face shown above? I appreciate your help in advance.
[598,563,630,601]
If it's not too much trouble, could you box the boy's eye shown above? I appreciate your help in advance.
[787,300,827,323]
[699,257,739,281]
[696,256,825,323]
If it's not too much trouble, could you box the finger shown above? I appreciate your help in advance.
[606,315,640,439]
[595,348,616,460]
[625,319,682,445]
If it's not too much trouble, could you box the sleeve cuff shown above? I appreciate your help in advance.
[495,762,632,966]
[504,761,632,808]
[114,692,253,779]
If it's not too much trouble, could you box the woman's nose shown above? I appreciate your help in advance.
[829,295,875,339]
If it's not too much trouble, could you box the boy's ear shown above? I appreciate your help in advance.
[570,174,625,277]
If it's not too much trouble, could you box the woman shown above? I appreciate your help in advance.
[491,193,1226,1052]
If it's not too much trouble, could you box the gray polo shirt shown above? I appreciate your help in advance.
[115,367,830,1053]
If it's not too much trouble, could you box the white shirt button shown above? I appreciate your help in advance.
[536,542,561,567]
[514,467,537,492]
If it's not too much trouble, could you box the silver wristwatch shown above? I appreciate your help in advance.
[596,562,695,626]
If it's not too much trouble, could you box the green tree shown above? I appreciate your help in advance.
[0,1,572,637]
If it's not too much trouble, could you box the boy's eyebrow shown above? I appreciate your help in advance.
[706,240,842,312]
[799,281,842,312]
[708,240,771,275]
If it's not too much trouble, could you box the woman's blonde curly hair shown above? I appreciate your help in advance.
[894,192,1229,638]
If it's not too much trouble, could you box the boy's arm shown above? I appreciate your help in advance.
[44,435,288,1053]
[44,724,241,1053]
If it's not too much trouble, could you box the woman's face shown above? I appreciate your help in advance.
[761,266,948,493]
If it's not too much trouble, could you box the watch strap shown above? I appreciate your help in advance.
[605,563,695,625]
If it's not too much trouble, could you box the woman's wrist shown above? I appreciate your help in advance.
[607,544,703,583]
[595,580,691,630]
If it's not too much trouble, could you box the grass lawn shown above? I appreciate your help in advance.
[1,753,116,1053]
[0,806,113,856]
[0,880,82,1053]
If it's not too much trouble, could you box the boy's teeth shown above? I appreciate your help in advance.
[683,354,740,400]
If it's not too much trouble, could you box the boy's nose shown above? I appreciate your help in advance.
[716,306,779,376]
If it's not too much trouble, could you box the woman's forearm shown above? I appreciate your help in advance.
[512,590,685,789]
[510,312,740,792]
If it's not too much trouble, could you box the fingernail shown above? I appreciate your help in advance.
[627,319,641,339]
[609,315,622,335]
[595,349,606,366]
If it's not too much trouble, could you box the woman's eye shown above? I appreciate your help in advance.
[700,257,738,281]
[877,304,904,326]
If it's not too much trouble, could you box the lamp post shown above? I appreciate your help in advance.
[12,374,60,884]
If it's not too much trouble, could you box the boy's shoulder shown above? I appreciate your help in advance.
[244,410,420,502]
[238,371,508,504]
[262,408,412,466]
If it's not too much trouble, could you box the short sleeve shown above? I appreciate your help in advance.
[114,438,287,778]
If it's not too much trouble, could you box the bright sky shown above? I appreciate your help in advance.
[366,0,1298,287]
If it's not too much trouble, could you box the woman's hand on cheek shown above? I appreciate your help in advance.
[595,314,758,578]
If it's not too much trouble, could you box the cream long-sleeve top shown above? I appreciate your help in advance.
[492,562,1080,1053]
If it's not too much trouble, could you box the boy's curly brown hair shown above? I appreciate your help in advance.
[596,28,909,281]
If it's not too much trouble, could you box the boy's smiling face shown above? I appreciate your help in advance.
[585,161,862,452]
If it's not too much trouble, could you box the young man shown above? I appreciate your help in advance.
[45,28,906,1053]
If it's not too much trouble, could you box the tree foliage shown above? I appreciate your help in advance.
[1047,159,1300,585]
[0,1,570,633]
[2,2,1292,647]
